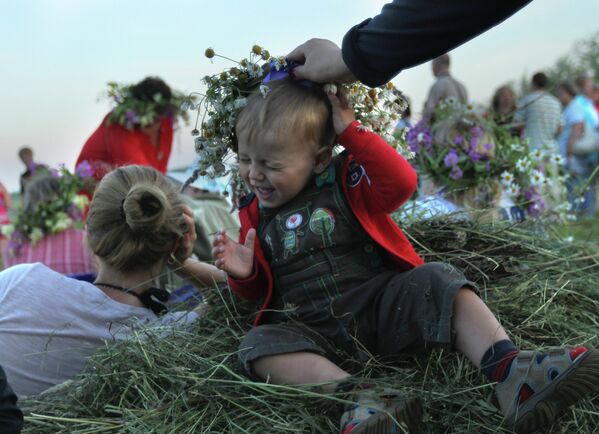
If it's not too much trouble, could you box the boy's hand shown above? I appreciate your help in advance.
[326,86,356,135]
[212,228,256,280]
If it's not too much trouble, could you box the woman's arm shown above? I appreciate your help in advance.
[566,122,584,157]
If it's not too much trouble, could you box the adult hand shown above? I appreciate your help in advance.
[326,86,356,135]
[172,205,197,264]
[287,38,356,84]
[212,228,256,280]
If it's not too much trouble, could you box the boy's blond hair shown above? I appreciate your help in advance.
[235,78,335,152]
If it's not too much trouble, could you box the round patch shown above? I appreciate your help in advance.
[309,208,335,236]
[285,213,303,229]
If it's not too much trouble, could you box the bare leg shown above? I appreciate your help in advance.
[453,288,510,367]
[253,351,350,391]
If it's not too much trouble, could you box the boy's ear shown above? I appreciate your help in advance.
[313,147,333,174]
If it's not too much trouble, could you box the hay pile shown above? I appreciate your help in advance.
[22,219,599,433]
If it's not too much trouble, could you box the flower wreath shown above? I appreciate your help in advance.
[1,163,93,256]
[106,81,190,131]
[178,45,410,197]
[406,99,568,218]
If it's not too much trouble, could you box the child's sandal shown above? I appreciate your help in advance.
[340,388,423,434]
[494,347,599,433]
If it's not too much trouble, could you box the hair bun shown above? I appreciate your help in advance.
[122,184,169,233]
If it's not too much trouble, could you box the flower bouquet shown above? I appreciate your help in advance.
[406,99,568,221]
[1,164,92,256]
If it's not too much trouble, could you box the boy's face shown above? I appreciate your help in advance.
[238,132,326,208]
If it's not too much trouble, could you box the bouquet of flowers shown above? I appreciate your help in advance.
[407,99,568,219]
[1,163,92,256]
[178,46,409,196]
[106,81,190,130]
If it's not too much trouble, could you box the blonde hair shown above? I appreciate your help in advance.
[86,165,187,272]
[235,78,335,152]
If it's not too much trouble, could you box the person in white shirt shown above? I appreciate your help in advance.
[0,165,225,397]
[514,72,562,151]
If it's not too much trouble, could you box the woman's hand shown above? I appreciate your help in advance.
[172,205,197,264]
[327,85,356,135]
[212,228,256,280]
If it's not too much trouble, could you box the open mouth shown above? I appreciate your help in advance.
[254,186,275,199]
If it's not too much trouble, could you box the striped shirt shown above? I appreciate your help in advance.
[514,91,562,151]
[3,228,96,275]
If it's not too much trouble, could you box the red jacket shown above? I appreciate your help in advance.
[229,121,424,325]
[76,114,173,179]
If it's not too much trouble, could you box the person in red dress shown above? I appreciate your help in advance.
[76,77,177,180]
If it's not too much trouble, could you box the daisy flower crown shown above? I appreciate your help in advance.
[1,163,93,256]
[106,81,190,131]
[179,45,410,194]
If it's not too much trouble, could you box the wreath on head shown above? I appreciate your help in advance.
[106,81,190,131]
[178,45,410,199]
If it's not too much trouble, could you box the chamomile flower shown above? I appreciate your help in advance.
[550,154,564,165]
[515,158,530,172]
[506,182,521,197]
[500,171,515,185]
[510,143,523,152]
[531,149,545,161]
[1,224,14,237]
[530,170,545,187]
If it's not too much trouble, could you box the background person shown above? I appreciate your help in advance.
[423,54,468,117]
[490,85,517,127]
[0,165,225,397]
[513,72,562,151]
[2,174,95,275]
[76,77,181,181]
[17,147,47,196]
[556,81,598,218]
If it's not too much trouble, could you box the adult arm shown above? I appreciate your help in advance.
[0,366,23,434]
[566,122,584,157]
[342,0,531,87]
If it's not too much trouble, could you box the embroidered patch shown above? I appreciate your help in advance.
[347,161,366,187]
[285,213,303,230]
[309,208,335,237]
[283,231,297,257]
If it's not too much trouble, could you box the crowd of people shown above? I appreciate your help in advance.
[1,1,598,433]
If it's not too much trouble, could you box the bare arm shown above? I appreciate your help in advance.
[566,123,584,157]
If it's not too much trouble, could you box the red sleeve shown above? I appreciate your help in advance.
[226,202,269,301]
[338,121,417,213]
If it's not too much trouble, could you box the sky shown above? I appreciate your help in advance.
[0,0,597,192]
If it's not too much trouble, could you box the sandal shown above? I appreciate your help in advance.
[495,347,599,433]
[340,388,423,434]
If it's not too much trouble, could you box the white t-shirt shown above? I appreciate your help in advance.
[0,263,197,397]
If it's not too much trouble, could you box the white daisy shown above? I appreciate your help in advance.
[500,171,514,185]
[550,154,564,165]
[510,143,523,152]
[515,158,530,172]
[530,170,545,187]
[506,182,520,197]
[531,149,544,161]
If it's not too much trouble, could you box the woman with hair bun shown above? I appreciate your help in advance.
[0,165,224,398]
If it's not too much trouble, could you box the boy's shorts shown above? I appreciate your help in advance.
[239,262,477,376]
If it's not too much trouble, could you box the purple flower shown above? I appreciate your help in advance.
[471,126,484,138]
[406,120,432,153]
[485,162,491,172]
[125,109,140,125]
[75,160,94,178]
[443,150,459,167]
[470,137,479,149]
[467,149,481,162]
[449,166,463,180]
[454,135,464,145]
[483,143,493,151]
[49,168,60,178]
[527,198,546,217]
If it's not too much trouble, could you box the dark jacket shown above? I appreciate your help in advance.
[0,366,23,434]
[342,0,532,87]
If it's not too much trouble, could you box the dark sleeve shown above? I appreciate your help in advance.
[0,366,23,434]
[342,0,532,87]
